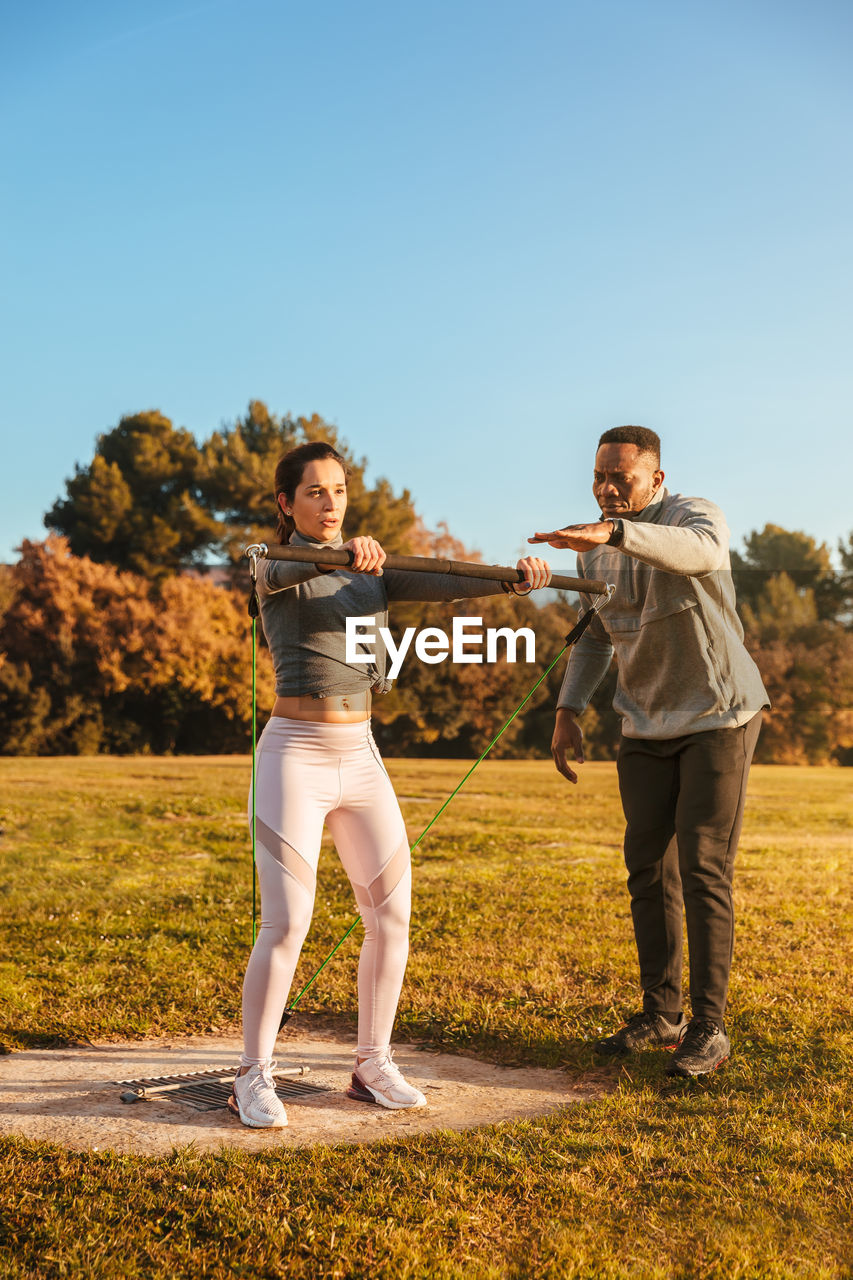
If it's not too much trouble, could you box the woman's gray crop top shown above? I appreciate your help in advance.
[258,530,505,698]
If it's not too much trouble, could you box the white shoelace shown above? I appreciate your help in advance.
[358,1051,406,1083]
[243,1061,278,1095]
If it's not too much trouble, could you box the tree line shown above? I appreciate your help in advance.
[1,403,851,763]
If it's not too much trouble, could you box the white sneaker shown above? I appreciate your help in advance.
[346,1051,427,1109]
[227,1062,288,1128]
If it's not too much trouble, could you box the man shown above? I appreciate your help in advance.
[530,426,768,1076]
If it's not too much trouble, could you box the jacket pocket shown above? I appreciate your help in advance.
[605,591,698,635]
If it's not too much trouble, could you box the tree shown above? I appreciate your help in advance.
[44,412,218,580]
[740,574,853,765]
[728,524,853,764]
[45,402,419,579]
[200,400,417,563]
[0,537,271,755]
[731,524,840,621]
[835,532,853,626]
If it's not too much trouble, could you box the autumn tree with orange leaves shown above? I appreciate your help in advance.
[0,537,273,754]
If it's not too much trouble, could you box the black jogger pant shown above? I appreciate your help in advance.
[615,712,762,1023]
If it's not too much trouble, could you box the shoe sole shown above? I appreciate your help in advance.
[596,1038,685,1057]
[227,1090,288,1128]
[666,1053,730,1079]
[346,1072,426,1110]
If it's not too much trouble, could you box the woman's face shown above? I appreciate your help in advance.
[282,458,347,542]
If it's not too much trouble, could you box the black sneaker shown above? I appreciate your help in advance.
[666,1017,730,1077]
[595,1011,687,1057]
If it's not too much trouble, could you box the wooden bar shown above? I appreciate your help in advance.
[256,544,607,595]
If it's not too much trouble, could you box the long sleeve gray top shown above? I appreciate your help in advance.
[258,530,505,697]
[556,489,769,739]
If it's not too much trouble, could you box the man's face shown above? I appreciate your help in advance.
[593,443,664,518]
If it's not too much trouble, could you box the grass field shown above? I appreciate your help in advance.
[1,756,851,1278]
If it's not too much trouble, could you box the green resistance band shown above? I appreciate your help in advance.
[247,558,260,944]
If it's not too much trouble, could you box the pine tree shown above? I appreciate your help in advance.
[45,411,219,579]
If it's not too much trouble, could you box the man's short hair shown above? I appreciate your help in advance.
[598,425,661,466]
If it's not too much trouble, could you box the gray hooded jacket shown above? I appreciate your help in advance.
[557,489,769,739]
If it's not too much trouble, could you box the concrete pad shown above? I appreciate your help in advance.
[0,1031,601,1156]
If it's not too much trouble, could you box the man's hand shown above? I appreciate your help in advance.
[529,521,613,553]
[552,708,584,784]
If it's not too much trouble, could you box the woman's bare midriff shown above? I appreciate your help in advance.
[271,692,371,724]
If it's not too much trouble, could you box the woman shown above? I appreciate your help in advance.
[229,441,551,1127]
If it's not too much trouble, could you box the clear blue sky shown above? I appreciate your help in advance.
[2,0,851,568]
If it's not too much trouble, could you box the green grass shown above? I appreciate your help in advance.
[1,757,851,1277]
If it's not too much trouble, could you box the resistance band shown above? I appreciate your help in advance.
[243,543,612,1031]
[248,556,260,943]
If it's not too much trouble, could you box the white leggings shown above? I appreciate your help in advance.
[242,716,411,1064]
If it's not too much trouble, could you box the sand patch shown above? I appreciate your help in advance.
[0,1031,602,1156]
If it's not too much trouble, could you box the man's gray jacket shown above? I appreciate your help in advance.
[557,488,769,739]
